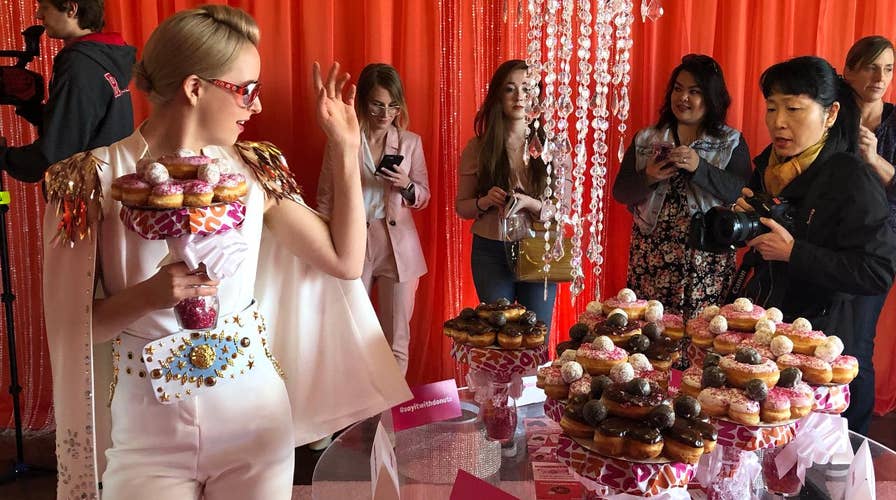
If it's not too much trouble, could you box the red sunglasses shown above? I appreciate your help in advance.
[200,77,261,108]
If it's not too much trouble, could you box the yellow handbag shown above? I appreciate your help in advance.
[509,222,574,283]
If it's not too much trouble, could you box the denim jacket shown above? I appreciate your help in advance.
[630,125,742,234]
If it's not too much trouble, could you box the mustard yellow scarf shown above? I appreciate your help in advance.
[764,136,826,196]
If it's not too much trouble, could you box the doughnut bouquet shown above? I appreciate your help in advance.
[112,150,250,330]
[443,298,548,349]
[550,368,707,495]
[686,297,857,415]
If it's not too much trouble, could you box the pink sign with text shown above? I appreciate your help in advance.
[450,469,520,500]
[391,379,462,431]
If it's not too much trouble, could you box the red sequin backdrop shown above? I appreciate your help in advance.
[2,0,896,430]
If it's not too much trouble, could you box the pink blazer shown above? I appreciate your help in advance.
[317,126,430,282]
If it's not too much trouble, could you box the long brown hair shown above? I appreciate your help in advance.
[473,59,547,197]
[355,63,410,133]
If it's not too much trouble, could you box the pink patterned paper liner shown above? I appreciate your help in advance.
[812,383,850,414]
[543,397,565,423]
[450,342,548,381]
[120,201,246,240]
[556,435,696,496]
[713,417,797,451]
[686,342,708,367]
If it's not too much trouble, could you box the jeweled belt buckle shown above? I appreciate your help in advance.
[143,330,256,404]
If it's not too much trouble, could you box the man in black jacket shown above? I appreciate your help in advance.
[0,0,135,182]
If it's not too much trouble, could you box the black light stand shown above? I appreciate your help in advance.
[0,24,55,485]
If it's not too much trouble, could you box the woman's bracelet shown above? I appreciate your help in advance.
[475,197,487,213]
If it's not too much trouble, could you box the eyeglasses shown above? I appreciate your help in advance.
[368,102,402,117]
[200,77,261,108]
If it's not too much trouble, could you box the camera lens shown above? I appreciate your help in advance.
[707,208,768,247]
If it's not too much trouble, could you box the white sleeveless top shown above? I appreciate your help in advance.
[97,131,263,339]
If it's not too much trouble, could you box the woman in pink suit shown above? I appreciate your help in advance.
[318,63,430,375]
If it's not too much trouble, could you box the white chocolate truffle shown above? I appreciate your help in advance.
[560,349,578,363]
[139,161,170,186]
[708,315,728,335]
[646,300,664,311]
[585,300,603,315]
[754,318,777,334]
[617,288,637,303]
[609,362,635,384]
[592,335,615,351]
[814,336,844,363]
[197,162,221,185]
[769,335,794,357]
[607,308,628,320]
[754,328,775,346]
[644,305,664,323]
[174,148,197,157]
[733,297,754,313]
[561,361,584,383]
[814,344,839,363]
[792,317,812,333]
[212,157,233,174]
[701,305,721,320]
[765,307,784,323]
[628,353,653,372]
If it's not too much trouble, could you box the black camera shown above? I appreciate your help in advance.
[689,193,795,253]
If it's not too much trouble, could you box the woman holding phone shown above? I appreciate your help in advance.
[318,63,430,377]
[612,54,751,317]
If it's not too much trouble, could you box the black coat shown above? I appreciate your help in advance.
[1,34,135,182]
[744,141,896,342]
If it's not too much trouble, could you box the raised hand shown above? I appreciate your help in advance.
[313,62,360,149]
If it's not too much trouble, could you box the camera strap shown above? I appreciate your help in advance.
[725,248,761,303]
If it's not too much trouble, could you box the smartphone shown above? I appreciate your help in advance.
[652,141,674,162]
[375,154,404,176]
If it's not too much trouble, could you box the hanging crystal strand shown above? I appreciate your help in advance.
[586,0,614,300]
[641,0,664,22]
[568,0,592,298]
[543,0,573,284]
[612,0,634,162]
[524,0,544,165]
[539,0,560,282]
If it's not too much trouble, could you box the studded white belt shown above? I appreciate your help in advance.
[111,301,283,404]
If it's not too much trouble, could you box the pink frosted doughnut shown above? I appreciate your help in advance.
[577,310,605,329]
[661,313,685,338]
[720,303,767,331]
[111,173,151,206]
[541,366,564,386]
[698,387,732,417]
[831,355,859,384]
[576,343,627,361]
[776,353,832,385]
[602,297,649,319]
[569,373,592,397]
[685,317,716,348]
[764,387,792,410]
[778,382,814,409]
[728,389,761,419]
[713,331,753,355]
[777,325,826,355]
[720,354,780,389]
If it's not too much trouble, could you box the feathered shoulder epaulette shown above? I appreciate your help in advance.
[44,151,105,247]
[234,141,303,204]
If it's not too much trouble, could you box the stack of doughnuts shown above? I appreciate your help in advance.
[111,150,248,209]
[687,349,815,425]
[560,378,716,464]
[443,299,547,349]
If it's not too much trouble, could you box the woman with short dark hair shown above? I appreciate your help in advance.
[737,56,896,435]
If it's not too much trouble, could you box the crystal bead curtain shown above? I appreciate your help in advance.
[524,0,661,298]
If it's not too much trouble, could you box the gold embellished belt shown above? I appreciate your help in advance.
[111,301,283,404]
